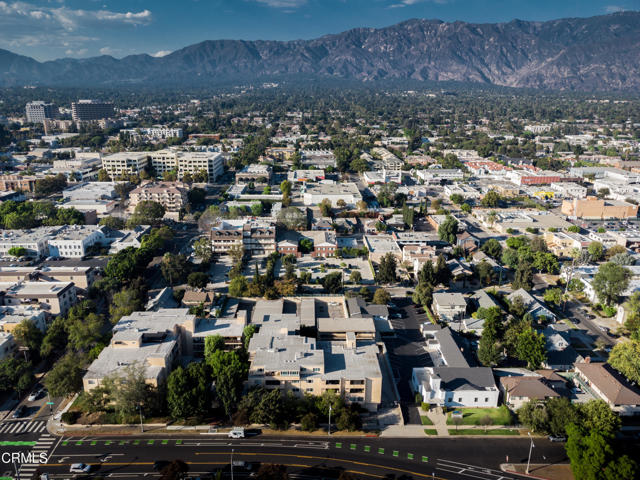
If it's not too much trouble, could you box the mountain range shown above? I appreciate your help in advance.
[1,11,640,91]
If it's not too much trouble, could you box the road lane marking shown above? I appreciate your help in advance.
[193,451,447,479]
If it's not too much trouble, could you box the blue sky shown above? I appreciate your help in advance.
[1,0,638,61]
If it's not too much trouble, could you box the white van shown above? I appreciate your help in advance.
[228,427,245,439]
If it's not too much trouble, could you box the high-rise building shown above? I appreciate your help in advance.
[71,100,115,121]
[25,101,58,123]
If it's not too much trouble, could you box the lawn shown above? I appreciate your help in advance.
[446,406,514,426]
[424,429,438,435]
[448,429,520,436]
[421,416,434,426]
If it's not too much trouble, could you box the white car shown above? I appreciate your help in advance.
[69,463,91,473]
[28,389,42,402]
[228,427,245,439]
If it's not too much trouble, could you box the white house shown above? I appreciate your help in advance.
[432,292,467,322]
[412,366,499,408]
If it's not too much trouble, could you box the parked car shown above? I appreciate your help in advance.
[69,464,91,473]
[548,436,567,443]
[228,427,245,439]
[12,405,26,418]
[28,389,42,402]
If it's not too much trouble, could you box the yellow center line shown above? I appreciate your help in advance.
[194,451,446,479]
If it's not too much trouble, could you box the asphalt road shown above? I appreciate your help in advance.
[8,434,568,480]
[383,299,433,408]
[564,300,615,347]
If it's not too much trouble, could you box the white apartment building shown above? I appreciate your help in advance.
[101,152,149,177]
[415,169,464,183]
[150,149,224,181]
[46,225,106,258]
[550,182,587,199]
[121,126,183,140]
[303,183,363,208]
[0,231,49,258]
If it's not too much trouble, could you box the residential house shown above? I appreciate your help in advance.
[432,293,467,323]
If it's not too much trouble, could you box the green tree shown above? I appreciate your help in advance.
[588,241,605,261]
[608,340,640,385]
[481,238,502,259]
[349,270,362,284]
[193,237,214,264]
[512,261,534,291]
[97,169,111,181]
[243,324,257,350]
[251,202,264,216]
[579,400,621,438]
[8,246,27,257]
[276,207,307,230]
[435,254,451,286]
[40,317,68,358]
[44,354,84,397]
[319,198,332,217]
[12,319,43,356]
[161,253,190,285]
[475,260,495,286]
[372,288,391,305]
[478,334,500,367]
[543,287,563,306]
[102,362,150,422]
[109,287,145,324]
[300,412,318,432]
[566,423,636,480]
[99,216,125,229]
[449,193,464,205]
[166,363,212,419]
[67,313,104,352]
[515,326,546,369]
[187,272,209,288]
[376,252,397,284]
[321,271,343,293]
[0,357,33,394]
[228,275,248,296]
[481,190,501,208]
[204,335,225,358]
[129,200,165,226]
[438,215,459,244]
[592,262,631,306]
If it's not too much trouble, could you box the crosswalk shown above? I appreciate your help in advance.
[0,420,48,435]
[17,432,56,479]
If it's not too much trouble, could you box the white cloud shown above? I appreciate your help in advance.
[99,46,118,55]
[0,1,152,55]
[151,50,172,57]
[253,0,308,8]
[388,0,449,7]
[605,5,625,13]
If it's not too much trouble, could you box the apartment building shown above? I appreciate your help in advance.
[0,230,49,258]
[0,266,96,289]
[0,175,39,193]
[543,230,592,257]
[561,197,638,220]
[300,150,337,169]
[235,164,273,184]
[121,126,183,140]
[415,169,464,183]
[101,152,150,177]
[149,150,224,182]
[210,219,276,256]
[303,183,363,208]
[128,181,188,213]
[25,101,58,123]
[72,100,115,121]
[248,334,382,411]
[83,307,246,391]
[46,225,107,258]
[0,332,16,361]
[0,281,77,316]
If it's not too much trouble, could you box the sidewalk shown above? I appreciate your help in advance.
[501,463,574,480]
[421,407,448,436]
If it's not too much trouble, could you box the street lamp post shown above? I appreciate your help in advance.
[231,449,234,480]
[138,404,144,433]
[328,405,332,436]
[526,432,535,474]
